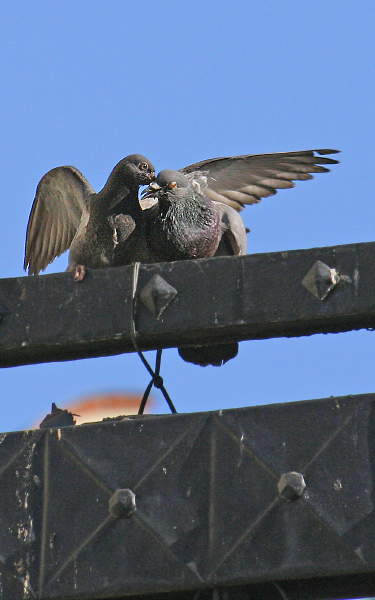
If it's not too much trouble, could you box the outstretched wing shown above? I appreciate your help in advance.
[24,166,95,275]
[181,149,339,211]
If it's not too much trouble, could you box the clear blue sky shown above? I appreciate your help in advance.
[0,1,374,433]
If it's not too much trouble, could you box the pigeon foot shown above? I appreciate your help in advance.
[74,265,86,281]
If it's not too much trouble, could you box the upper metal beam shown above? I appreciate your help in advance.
[0,241,374,367]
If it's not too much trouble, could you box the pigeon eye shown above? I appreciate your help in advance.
[168,181,177,189]
[140,162,148,171]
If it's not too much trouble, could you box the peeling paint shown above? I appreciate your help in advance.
[22,571,32,599]
[333,478,342,491]
[353,268,360,293]
[237,431,245,469]
[73,557,78,590]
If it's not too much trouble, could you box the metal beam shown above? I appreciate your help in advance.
[0,241,374,367]
[1,393,375,599]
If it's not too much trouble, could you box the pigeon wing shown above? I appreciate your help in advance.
[24,166,95,275]
[181,149,339,211]
[213,201,248,256]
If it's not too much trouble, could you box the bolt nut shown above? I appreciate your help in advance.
[278,472,306,501]
[109,488,136,519]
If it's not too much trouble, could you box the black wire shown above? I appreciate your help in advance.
[130,263,177,415]
[138,380,154,415]
[155,348,162,373]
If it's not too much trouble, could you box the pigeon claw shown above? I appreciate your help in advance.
[74,265,86,282]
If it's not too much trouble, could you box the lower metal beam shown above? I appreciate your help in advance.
[0,393,375,599]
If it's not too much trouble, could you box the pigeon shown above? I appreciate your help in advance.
[143,149,339,366]
[144,170,246,366]
[145,170,247,262]
[24,154,155,279]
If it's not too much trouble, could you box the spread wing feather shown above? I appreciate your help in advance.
[181,149,339,211]
[24,166,95,275]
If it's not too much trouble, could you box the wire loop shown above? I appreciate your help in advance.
[130,263,177,415]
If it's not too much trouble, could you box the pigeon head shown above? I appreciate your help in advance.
[156,170,190,191]
[143,170,190,202]
[110,154,156,187]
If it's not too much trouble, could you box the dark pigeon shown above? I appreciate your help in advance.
[24,154,155,279]
[143,149,339,366]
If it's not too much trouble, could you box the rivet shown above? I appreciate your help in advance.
[278,472,306,501]
[109,489,136,519]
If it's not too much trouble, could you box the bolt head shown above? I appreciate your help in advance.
[109,489,136,519]
[278,472,306,501]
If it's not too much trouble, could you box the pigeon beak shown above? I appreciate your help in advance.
[141,181,161,198]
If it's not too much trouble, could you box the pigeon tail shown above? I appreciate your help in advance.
[178,342,238,367]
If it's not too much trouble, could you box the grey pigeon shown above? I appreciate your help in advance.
[24,154,155,279]
[143,149,339,366]
[144,170,246,366]
[145,170,247,262]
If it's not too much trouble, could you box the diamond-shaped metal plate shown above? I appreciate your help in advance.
[302,260,340,300]
[139,274,177,319]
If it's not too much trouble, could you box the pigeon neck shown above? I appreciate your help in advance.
[158,194,218,242]
[158,192,185,215]
[159,191,211,220]
[151,191,221,261]
[92,170,141,217]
